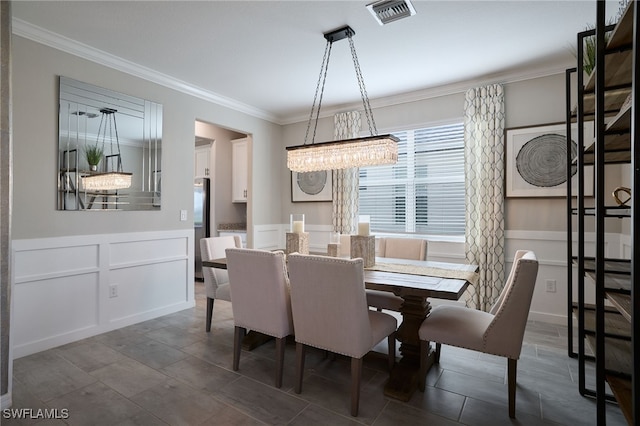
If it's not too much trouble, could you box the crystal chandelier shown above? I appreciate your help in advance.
[286,26,398,173]
[81,108,132,191]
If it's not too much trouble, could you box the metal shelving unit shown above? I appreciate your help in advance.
[566,1,638,423]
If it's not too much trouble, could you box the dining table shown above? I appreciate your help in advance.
[202,254,478,402]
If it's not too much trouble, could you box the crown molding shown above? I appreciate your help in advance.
[12,18,280,124]
[14,18,572,128]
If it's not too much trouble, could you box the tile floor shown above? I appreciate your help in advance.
[6,282,627,425]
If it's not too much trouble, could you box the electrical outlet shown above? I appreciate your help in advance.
[180,210,187,221]
[545,279,557,293]
[109,284,118,298]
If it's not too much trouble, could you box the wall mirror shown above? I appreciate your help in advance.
[58,76,163,210]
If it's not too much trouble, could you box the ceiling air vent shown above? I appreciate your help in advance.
[366,0,416,25]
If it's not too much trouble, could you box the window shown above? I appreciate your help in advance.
[359,123,465,236]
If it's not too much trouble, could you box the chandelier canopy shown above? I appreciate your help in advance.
[286,26,398,173]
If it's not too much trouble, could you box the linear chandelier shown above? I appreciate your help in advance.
[81,108,132,191]
[81,171,132,191]
[286,26,398,173]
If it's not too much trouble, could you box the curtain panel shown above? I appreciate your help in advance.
[463,84,506,312]
[332,111,361,234]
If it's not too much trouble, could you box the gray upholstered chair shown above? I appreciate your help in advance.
[367,237,429,311]
[418,250,539,418]
[287,254,397,417]
[225,248,294,388]
[200,235,242,332]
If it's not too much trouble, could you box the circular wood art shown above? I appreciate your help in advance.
[516,133,577,187]
[296,171,328,195]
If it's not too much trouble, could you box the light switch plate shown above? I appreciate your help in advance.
[180,210,187,221]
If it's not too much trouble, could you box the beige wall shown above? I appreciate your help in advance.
[281,73,625,233]
[12,36,282,240]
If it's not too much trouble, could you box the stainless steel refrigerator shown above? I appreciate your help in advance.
[194,178,210,281]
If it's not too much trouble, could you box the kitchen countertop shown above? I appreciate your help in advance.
[217,223,247,231]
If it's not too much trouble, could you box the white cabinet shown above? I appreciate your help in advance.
[231,138,248,203]
[195,145,211,178]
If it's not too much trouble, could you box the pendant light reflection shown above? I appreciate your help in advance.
[81,108,132,191]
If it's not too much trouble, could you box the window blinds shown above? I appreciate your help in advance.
[359,123,465,236]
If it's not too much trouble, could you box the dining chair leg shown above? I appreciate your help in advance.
[419,340,428,392]
[233,326,245,371]
[387,332,396,371]
[275,337,286,388]
[508,358,517,418]
[351,357,362,417]
[295,342,306,394]
[206,297,214,332]
[435,342,441,364]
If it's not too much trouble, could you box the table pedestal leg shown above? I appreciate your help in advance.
[383,294,433,402]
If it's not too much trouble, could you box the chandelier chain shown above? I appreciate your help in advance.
[348,35,377,136]
[304,41,332,146]
[112,111,123,172]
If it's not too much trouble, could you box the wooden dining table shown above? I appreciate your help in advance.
[202,254,478,402]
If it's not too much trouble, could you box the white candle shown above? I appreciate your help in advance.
[293,220,304,234]
[358,222,370,236]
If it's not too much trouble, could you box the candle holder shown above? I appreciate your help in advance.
[287,213,308,254]
[357,215,370,236]
[286,232,309,255]
[350,235,375,267]
[290,214,305,234]
[327,231,341,257]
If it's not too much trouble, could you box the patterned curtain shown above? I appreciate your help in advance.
[463,84,506,312]
[332,111,361,234]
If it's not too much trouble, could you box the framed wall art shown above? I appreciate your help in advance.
[505,122,594,198]
[291,170,333,202]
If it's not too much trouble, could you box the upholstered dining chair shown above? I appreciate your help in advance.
[367,237,429,312]
[200,235,242,332]
[418,250,539,418]
[225,248,294,388]
[378,237,428,261]
[287,254,397,417]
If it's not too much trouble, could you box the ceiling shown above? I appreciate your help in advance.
[11,1,620,124]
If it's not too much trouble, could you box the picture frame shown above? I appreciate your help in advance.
[291,170,333,202]
[505,121,594,198]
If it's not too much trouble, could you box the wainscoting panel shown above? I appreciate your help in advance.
[110,237,187,267]
[12,272,99,348]
[11,230,193,358]
[13,243,99,282]
[253,224,282,251]
[109,259,189,323]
